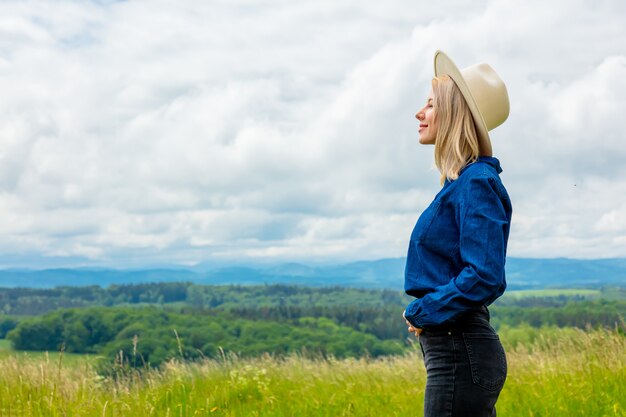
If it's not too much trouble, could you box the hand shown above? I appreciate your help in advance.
[402,310,422,337]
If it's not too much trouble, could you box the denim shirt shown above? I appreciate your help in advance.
[403,156,512,329]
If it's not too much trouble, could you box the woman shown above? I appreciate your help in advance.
[402,50,512,417]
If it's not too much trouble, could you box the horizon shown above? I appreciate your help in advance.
[2,255,626,272]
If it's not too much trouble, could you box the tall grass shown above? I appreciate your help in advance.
[0,328,623,416]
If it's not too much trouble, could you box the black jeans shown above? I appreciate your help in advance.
[418,307,507,417]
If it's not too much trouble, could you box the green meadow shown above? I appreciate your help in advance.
[0,328,624,417]
[0,339,101,366]
[0,283,624,416]
[502,288,602,299]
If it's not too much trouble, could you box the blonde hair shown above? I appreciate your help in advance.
[431,75,480,185]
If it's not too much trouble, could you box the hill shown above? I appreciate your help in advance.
[0,257,625,289]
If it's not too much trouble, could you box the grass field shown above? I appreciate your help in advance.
[501,288,602,299]
[0,339,101,366]
[0,328,624,416]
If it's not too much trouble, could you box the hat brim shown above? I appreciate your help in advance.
[433,50,492,156]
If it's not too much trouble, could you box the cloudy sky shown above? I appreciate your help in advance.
[0,0,625,268]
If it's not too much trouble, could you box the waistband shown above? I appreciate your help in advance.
[422,305,491,334]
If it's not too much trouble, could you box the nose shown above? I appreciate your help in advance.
[416,110,424,121]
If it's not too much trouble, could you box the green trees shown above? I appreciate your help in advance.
[1,283,624,368]
[9,316,64,351]
[489,300,625,330]
[0,282,411,316]
[0,316,17,338]
[6,306,403,367]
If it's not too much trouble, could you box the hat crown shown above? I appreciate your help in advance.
[460,62,509,131]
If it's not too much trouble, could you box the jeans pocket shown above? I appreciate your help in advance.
[462,332,507,392]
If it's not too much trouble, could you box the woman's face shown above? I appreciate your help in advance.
[415,90,437,145]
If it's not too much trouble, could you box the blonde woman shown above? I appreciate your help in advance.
[402,51,512,417]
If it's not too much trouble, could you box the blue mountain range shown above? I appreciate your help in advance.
[0,257,625,289]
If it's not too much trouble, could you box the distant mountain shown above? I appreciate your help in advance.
[0,257,624,289]
[0,268,198,288]
[505,257,626,288]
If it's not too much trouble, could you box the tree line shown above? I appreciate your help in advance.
[0,282,408,316]
[1,283,624,368]
[5,306,404,367]
[3,282,623,317]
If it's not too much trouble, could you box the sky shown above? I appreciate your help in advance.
[0,0,625,268]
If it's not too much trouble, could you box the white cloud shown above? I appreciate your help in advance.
[549,56,625,148]
[0,0,625,266]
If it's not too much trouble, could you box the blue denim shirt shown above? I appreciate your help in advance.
[403,156,512,329]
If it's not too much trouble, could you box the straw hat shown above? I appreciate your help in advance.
[433,50,510,156]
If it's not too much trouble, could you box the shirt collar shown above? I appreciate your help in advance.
[443,156,503,186]
[477,156,502,173]
[460,156,503,175]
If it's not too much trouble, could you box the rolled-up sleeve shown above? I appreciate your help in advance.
[404,174,510,328]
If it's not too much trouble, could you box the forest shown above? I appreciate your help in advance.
[1,283,624,368]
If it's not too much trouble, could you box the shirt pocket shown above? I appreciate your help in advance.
[407,201,442,279]
[411,200,442,243]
